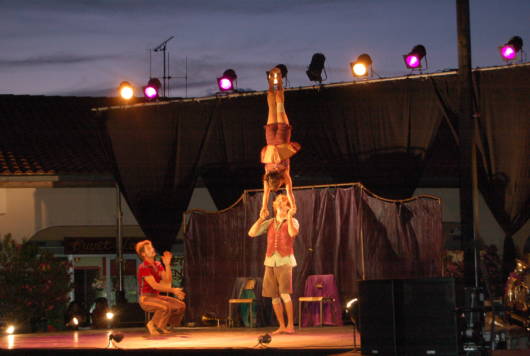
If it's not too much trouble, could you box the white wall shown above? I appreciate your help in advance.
[0,186,217,243]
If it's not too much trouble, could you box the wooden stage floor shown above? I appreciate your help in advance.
[0,326,360,355]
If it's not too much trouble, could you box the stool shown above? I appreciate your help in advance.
[228,298,254,328]
[298,296,335,328]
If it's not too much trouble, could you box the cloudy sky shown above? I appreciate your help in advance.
[1,0,528,98]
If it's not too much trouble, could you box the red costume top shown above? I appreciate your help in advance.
[266,219,295,257]
[137,260,164,295]
[261,123,301,173]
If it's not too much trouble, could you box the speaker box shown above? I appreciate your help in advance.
[359,278,460,356]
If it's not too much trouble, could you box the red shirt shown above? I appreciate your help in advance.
[137,260,164,295]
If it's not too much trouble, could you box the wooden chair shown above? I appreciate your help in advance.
[228,278,257,328]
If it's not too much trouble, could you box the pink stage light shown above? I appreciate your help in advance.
[217,69,237,92]
[143,78,161,100]
[500,45,516,60]
[403,44,426,70]
[500,36,523,61]
[218,78,233,91]
[405,54,420,68]
[144,86,158,99]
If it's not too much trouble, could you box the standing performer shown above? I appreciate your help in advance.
[260,66,301,219]
[248,194,299,334]
[135,240,186,335]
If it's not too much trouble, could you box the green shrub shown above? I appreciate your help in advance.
[0,234,73,332]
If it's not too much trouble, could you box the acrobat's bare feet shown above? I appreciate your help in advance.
[283,327,295,334]
[159,327,173,334]
[146,321,160,335]
[272,327,286,335]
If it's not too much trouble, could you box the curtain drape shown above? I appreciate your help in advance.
[184,184,443,323]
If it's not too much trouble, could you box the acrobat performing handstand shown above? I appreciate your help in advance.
[248,66,301,335]
[260,66,300,218]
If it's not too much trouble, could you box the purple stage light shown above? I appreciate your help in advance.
[143,78,161,100]
[403,44,426,70]
[217,69,237,92]
[500,36,523,62]
[144,86,158,99]
[501,45,516,60]
[405,54,420,68]
[218,78,233,91]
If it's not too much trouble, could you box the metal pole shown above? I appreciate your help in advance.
[162,48,166,98]
[115,183,124,302]
[456,0,477,287]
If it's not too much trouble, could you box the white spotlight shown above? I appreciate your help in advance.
[346,298,358,309]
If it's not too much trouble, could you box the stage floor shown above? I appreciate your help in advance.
[0,326,359,355]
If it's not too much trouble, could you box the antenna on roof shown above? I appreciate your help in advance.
[148,36,189,98]
[152,36,174,98]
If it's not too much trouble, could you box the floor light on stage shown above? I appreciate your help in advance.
[107,332,124,349]
[257,332,272,347]
[66,316,79,330]
[5,325,15,335]
[500,36,523,62]
[350,54,372,78]
[345,298,360,350]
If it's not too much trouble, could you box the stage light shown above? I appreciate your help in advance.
[346,298,358,309]
[306,53,326,83]
[217,69,237,92]
[107,332,125,349]
[500,36,523,61]
[345,298,360,351]
[258,332,272,346]
[73,317,79,326]
[403,45,427,69]
[6,325,15,335]
[118,81,134,100]
[266,64,288,86]
[109,332,124,342]
[350,54,372,77]
[143,78,161,100]
[106,312,114,320]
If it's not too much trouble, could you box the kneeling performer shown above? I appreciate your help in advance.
[135,240,186,335]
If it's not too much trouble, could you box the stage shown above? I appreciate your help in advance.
[0,326,359,355]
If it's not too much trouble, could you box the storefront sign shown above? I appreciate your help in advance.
[64,237,143,254]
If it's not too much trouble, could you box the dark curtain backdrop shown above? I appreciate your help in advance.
[99,65,529,251]
[429,66,530,237]
[183,184,443,323]
[100,101,217,250]
[474,66,530,237]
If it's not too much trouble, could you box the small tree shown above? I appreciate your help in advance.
[0,234,73,331]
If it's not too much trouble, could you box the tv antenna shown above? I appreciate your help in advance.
[149,36,189,98]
